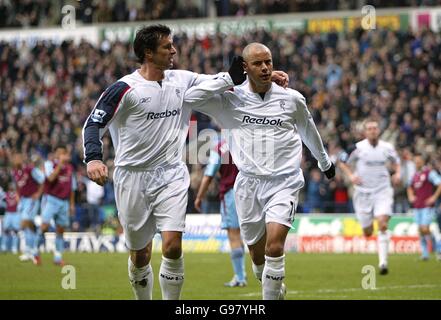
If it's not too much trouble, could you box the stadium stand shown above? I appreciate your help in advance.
[0,5,440,232]
[1,0,441,28]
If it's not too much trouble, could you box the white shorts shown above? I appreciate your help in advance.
[234,171,304,246]
[353,188,393,229]
[114,163,190,250]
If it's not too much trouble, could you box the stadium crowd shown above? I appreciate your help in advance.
[1,0,441,28]
[0,25,440,231]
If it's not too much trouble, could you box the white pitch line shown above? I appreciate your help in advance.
[239,284,441,297]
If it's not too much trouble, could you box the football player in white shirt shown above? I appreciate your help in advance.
[83,25,288,300]
[184,43,336,300]
[339,119,401,275]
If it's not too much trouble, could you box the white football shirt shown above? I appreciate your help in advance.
[184,77,332,176]
[346,139,400,192]
[83,70,230,169]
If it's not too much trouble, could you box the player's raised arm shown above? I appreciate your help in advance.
[184,72,234,108]
[82,81,131,186]
[189,57,288,88]
[184,56,246,109]
[293,92,335,179]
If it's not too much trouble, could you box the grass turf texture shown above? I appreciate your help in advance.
[0,252,440,300]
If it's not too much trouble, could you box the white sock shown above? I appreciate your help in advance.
[262,255,285,300]
[378,230,390,267]
[128,257,153,300]
[159,255,184,300]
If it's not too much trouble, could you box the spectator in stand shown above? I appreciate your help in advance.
[305,169,326,213]
[1,1,441,28]
[0,27,440,219]
[329,174,350,213]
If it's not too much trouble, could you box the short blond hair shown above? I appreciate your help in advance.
[363,118,379,129]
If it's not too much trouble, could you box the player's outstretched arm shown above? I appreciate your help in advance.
[184,72,234,109]
[190,58,288,87]
[185,56,246,109]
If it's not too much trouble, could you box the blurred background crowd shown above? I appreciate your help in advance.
[0,4,440,233]
[1,0,441,28]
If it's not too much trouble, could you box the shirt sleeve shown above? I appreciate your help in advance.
[184,73,233,120]
[204,151,222,177]
[293,92,331,171]
[190,73,222,87]
[184,72,233,109]
[337,151,349,163]
[82,81,131,163]
[31,167,45,184]
[429,170,441,186]
[386,145,400,164]
[346,148,360,165]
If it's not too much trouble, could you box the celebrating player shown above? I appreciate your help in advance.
[339,119,401,275]
[185,43,335,299]
[82,25,287,300]
[34,145,76,266]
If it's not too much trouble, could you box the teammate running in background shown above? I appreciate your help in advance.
[339,119,401,275]
[185,43,335,300]
[1,182,20,254]
[407,153,441,261]
[34,145,76,266]
[194,139,246,287]
[11,153,45,263]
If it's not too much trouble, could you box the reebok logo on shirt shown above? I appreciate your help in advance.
[147,108,181,120]
[242,115,283,126]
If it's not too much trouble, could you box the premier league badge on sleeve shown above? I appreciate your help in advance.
[91,109,107,123]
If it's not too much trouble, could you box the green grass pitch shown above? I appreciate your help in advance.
[1,252,440,300]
